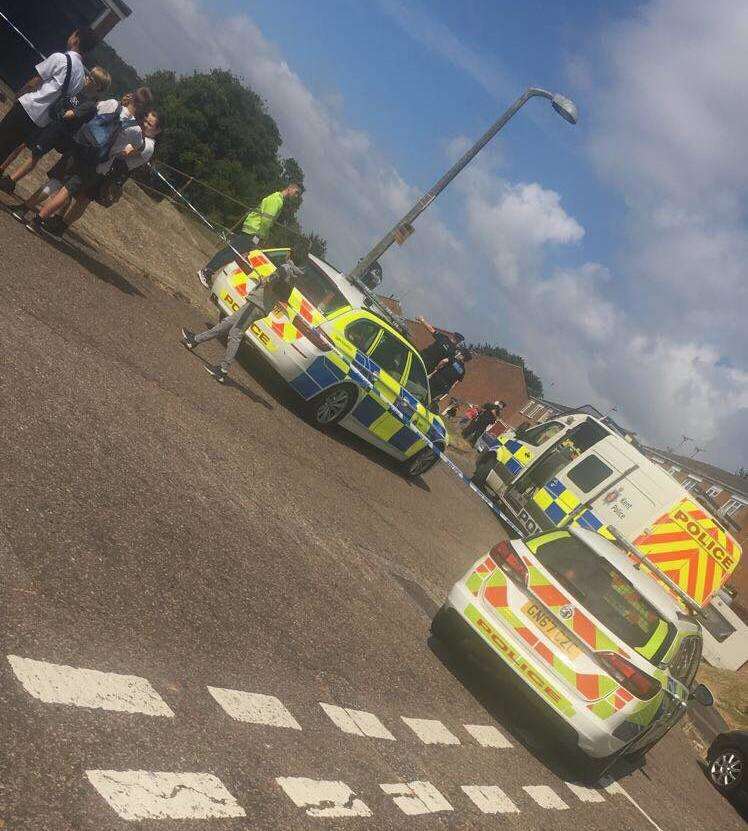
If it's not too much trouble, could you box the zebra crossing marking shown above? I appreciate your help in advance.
[7,656,174,717]
[207,686,302,729]
[85,770,245,820]
[319,703,396,740]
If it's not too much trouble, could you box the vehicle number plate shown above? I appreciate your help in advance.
[522,601,581,659]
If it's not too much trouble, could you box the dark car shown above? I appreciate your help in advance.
[707,730,748,797]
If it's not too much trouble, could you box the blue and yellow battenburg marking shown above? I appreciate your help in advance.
[532,477,614,539]
[288,347,444,458]
[495,436,534,475]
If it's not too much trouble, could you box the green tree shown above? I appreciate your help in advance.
[87,40,143,97]
[470,342,544,397]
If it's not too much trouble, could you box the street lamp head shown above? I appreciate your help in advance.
[551,93,578,124]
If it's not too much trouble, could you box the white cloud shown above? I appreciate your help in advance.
[466,182,584,286]
[565,0,748,466]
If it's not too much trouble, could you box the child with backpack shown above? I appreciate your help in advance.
[27,109,164,238]
[30,87,152,234]
[0,67,111,195]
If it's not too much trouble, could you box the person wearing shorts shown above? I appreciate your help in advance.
[0,27,96,168]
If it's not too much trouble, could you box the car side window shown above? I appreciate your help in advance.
[369,331,410,384]
[345,318,381,353]
[567,454,614,493]
[405,352,430,404]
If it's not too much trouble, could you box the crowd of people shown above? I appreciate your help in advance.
[0,26,163,239]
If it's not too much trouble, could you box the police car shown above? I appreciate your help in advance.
[433,526,714,775]
[210,249,447,476]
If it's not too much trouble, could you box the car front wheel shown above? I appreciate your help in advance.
[709,746,745,794]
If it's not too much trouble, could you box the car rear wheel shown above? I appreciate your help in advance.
[402,444,442,478]
[306,384,357,426]
[709,746,745,793]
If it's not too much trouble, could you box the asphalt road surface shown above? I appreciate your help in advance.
[0,209,743,831]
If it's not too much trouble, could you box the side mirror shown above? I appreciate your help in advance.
[688,683,714,707]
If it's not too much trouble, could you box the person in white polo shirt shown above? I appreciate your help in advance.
[0,27,97,169]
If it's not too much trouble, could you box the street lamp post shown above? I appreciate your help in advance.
[347,87,578,287]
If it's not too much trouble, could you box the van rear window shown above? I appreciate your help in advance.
[532,534,673,654]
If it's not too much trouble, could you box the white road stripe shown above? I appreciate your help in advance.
[207,686,301,730]
[401,716,460,745]
[605,781,666,831]
[7,656,174,717]
[461,785,519,814]
[566,782,606,803]
[463,723,513,748]
[380,781,453,815]
[276,777,371,817]
[319,703,395,740]
[85,770,245,820]
[523,785,569,810]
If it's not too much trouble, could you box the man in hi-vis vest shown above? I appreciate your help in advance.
[197,183,300,288]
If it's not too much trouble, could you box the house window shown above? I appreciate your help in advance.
[682,478,698,492]
[520,402,535,415]
[706,485,722,499]
[669,464,681,474]
[722,499,746,519]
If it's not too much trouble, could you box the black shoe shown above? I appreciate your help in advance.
[27,214,45,235]
[197,268,212,289]
[0,175,15,195]
[181,328,197,350]
[28,214,64,239]
[204,364,227,383]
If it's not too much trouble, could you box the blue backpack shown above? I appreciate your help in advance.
[77,104,137,164]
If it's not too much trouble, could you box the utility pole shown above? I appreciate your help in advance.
[347,87,578,287]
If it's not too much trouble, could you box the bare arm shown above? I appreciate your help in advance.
[16,75,43,96]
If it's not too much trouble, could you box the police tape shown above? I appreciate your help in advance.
[0,10,46,61]
[152,164,523,535]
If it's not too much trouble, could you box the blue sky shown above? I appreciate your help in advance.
[110,1,747,470]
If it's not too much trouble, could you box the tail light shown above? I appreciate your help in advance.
[490,540,528,585]
[292,314,331,352]
[596,651,661,700]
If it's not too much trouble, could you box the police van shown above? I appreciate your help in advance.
[471,413,741,613]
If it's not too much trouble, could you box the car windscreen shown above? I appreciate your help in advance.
[531,534,673,652]
[291,261,350,317]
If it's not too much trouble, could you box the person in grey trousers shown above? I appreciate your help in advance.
[181,259,298,383]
